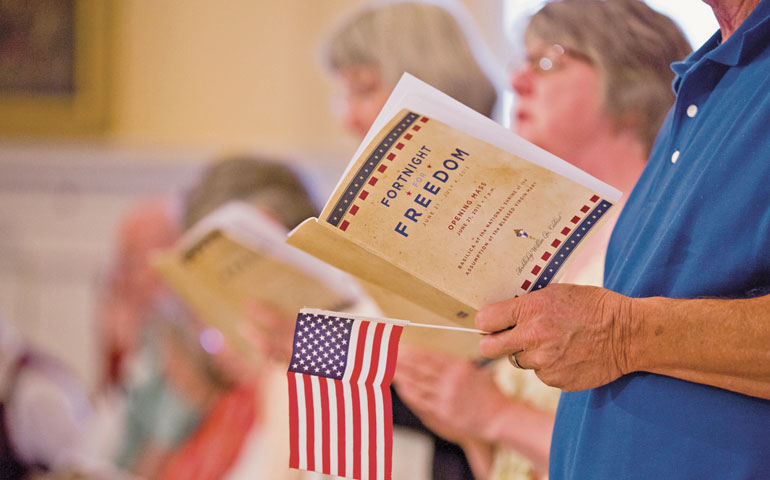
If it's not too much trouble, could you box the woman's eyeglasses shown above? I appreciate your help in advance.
[511,44,593,75]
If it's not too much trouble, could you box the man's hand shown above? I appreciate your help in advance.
[475,284,635,392]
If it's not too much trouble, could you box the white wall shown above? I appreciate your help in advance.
[0,145,203,387]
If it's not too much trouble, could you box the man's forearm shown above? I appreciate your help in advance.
[627,294,770,399]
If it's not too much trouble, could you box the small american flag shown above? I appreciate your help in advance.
[287,309,405,480]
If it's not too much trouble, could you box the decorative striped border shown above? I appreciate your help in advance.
[520,196,612,291]
[325,112,427,231]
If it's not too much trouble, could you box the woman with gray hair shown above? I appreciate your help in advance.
[515,0,691,159]
[394,1,692,479]
[324,0,500,137]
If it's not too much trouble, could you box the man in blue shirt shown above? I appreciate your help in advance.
[476,0,770,477]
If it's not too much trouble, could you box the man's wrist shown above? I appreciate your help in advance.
[612,291,640,376]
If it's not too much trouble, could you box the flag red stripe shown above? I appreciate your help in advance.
[367,323,385,480]
[319,378,331,475]
[383,326,403,383]
[350,322,369,480]
[302,374,315,471]
[287,372,300,469]
[383,326,403,479]
[335,379,346,477]
[351,385,362,480]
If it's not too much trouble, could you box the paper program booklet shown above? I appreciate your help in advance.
[287,74,622,328]
[154,201,358,362]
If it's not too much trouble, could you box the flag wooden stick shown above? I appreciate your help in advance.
[408,322,487,334]
[301,308,488,334]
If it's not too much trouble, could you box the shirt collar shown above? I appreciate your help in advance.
[671,0,770,92]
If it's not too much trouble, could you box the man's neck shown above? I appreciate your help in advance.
[704,0,761,41]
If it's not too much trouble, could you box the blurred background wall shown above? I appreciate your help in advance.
[0,0,508,390]
[110,0,364,152]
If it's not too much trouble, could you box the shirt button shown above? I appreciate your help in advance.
[687,104,698,118]
[671,150,680,164]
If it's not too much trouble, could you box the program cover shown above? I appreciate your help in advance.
[288,74,621,327]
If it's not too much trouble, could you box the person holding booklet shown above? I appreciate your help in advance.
[473,0,770,478]
[321,2,501,479]
[154,155,322,480]
[96,196,208,478]
[393,1,691,478]
[100,155,320,480]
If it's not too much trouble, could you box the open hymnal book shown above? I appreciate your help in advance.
[287,74,622,329]
[153,201,359,363]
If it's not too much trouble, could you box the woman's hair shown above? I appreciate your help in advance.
[324,0,498,118]
[182,155,318,231]
[526,0,692,154]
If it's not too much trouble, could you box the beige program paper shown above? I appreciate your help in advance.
[154,202,358,364]
[288,74,621,328]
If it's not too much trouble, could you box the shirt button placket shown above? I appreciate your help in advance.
[671,103,698,164]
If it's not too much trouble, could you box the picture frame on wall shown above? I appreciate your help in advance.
[0,0,110,136]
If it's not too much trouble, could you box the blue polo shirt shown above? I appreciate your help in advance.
[550,2,770,478]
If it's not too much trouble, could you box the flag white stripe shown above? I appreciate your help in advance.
[310,375,323,471]
[343,380,353,477]
[327,377,338,476]
[356,382,369,480]
[295,372,308,470]
[374,386,385,480]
